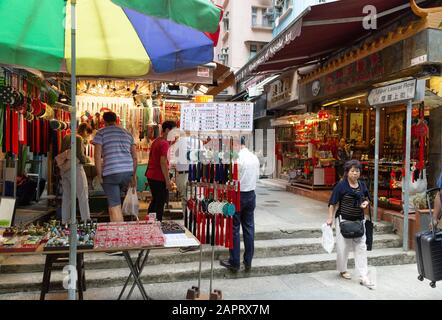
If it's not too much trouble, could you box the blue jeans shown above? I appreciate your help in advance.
[229,191,256,268]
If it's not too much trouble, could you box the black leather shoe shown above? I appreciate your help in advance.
[219,259,239,272]
[244,262,251,272]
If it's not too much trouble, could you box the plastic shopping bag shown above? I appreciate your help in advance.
[122,187,139,218]
[321,223,335,254]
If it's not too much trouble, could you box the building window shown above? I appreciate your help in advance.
[251,7,258,27]
[250,44,257,59]
[275,0,290,14]
[262,8,271,27]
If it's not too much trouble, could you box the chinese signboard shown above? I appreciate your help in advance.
[180,102,254,132]
[299,29,430,104]
[367,79,416,106]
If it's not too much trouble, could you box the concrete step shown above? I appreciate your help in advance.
[0,234,401,274]
[0,248,416,294]
[252,222,393,240]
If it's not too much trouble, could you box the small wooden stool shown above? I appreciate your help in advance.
[40,253,86,300]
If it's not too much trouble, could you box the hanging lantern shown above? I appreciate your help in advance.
[318,109,330,120]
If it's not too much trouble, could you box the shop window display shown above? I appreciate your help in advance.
[334,100,430,211]
[275,111,338,189]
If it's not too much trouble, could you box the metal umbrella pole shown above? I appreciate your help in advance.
[209,244,215,294]
[403,100,413,251]
[68,0,78,301]
[373,106,380,222]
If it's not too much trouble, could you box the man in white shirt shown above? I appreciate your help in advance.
[169,134,204,199]
[220,136,260,272]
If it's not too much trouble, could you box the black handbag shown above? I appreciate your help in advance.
[339,216,365,239]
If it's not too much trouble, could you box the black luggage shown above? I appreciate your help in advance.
[416,187,442,288]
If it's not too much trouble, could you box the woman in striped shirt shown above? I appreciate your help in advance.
[327,160,375,289]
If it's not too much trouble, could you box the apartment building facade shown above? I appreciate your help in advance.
[214,0,274,95]
[272,0,336,36]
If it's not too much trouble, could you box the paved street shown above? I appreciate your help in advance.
[1,264,441,300]
[0,180,437,300]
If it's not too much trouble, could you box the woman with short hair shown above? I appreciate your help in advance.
[326,160,375,289]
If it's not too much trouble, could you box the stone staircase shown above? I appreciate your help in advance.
[0,221,415,296]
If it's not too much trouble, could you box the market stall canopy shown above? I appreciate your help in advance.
[0,0,222,77]
[111,0,222,33]
[236,0,431,82]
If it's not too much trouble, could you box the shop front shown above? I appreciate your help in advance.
[272,110,338,188]
[298,15,442,233]
[265,70,309,181]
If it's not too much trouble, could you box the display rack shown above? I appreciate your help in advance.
[181,102,253,300]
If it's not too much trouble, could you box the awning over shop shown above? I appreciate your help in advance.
[193,62,235,96]
[247,75,279,99]
[236,0,430,82]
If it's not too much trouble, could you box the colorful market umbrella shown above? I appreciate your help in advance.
[0,0,222,76]
[0,0,221,300]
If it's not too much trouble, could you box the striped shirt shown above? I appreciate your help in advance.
[92,125,135,177]
[329,179,370,221]
[339,186,364,221]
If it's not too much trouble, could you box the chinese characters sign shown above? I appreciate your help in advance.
[180,102,254,132]
[368,79,416,106]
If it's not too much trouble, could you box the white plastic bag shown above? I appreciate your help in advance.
[321,223,335,254]
[409,169,427,195]
[122,187,139,217]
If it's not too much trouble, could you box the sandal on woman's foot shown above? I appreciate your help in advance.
[360,278,375,290]
[340,272,351,280]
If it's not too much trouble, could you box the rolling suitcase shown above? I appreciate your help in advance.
[416,187,442,288]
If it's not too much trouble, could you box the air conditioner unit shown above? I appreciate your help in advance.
[274,17,280,27]
[275,0,284,9]
[217,53,228,61]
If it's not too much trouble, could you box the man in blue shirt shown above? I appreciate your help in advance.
[93,112,138,222]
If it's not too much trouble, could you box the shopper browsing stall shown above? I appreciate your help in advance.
[336,138,351,179]
[220,136,260,272]
[60,123,93,224]
[169,134,204,202]
[93,112,138,222]
[326,160,375,289]
[145,121,177,222]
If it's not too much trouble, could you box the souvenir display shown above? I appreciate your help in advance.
[0,222,53,252]
[94,221,165,249]
[43,220,97,251]
[0,234,45,253]
[275,111,339,188]
[161,221,185,234]
[165,102,181,127]
[184,136,240,249]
